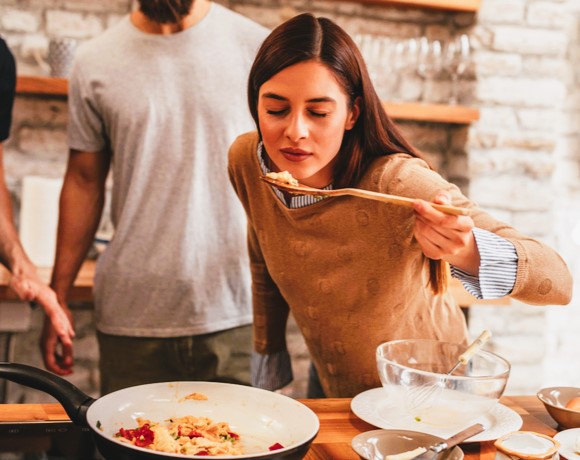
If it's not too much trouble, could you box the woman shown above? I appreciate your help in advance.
[227,13,572,398]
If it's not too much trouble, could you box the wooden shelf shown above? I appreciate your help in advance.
[16,75,68,97]
[16,76,479,124]
[385,101,480,124]
[328,0,480,12]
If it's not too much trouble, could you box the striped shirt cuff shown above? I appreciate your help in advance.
[450,227,518,300]
[251,350,293,391]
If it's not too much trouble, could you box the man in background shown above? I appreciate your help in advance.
[0,37,74,345]
[41,0,269,394]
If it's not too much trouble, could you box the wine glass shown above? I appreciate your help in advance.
[417,36,443,102]
[354,33,384,87]
[391,37,419,101]
[444,34,471,105]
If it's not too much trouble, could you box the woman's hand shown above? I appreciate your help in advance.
[40,300,75,376]
[10,271,75,346]
[413,191,480,275]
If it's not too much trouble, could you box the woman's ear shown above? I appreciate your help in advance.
[345,96,361,131]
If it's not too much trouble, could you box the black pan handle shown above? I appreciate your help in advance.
[0,362,95,425]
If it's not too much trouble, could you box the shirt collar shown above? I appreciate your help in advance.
[257,141,332,209]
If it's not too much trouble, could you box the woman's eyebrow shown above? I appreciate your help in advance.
[262,92,287,101]
[307,97,336,104]
[261,92,337,104]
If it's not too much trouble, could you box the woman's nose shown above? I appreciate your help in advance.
[285,113,308,142]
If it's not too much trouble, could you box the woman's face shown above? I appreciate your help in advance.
[257,60,359,188]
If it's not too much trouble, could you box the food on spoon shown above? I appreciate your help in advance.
[116,415,242,456]
[265,171,299,186]
[565,396,580,411]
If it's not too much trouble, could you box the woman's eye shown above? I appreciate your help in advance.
[266,109,288,116]
[310,111,328,118]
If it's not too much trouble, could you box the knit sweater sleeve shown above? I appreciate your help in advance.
[246,224,290,353]
[228,132,290,354]
[379,154,573,306]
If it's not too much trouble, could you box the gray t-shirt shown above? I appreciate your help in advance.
[68,4,269,336]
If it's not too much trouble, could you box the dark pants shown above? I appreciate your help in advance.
[307,361,327,398]
[98,325,251,395]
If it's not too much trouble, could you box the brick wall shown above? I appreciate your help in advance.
[0,0,578,402]
[467,0,580,394]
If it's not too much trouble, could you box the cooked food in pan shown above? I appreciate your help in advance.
[116,415,243,456]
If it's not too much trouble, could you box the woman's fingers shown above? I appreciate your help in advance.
[11,273,76,346]
[41,315,74,375]
[39,289,75,346]
[9,275,36,301]
[413,191,475,259]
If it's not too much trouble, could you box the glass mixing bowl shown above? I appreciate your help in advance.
[376,339,510,430]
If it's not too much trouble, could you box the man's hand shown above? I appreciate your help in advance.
[413,191,480,275]
[40,300,74,376]
[10,271,75,346]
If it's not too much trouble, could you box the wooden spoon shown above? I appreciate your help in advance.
[260,176,470,216]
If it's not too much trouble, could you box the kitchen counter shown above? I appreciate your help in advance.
[0,259,510,307]
[302,395,557,459]
[0,395,557,459]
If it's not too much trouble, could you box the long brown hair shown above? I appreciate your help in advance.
[247,13,448,294]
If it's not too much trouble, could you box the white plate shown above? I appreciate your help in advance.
[554,428,580,460]
[351,388,522,442]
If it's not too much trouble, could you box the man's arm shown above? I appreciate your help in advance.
[41,147,110,375]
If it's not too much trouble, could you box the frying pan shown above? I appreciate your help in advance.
[0,362,319,460]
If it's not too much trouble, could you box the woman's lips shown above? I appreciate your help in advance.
[280,148,311,162]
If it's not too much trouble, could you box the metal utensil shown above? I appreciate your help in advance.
[260,175,470,216]
[407,423,485,460]
[408,330,492,411]
[378,424,484,460]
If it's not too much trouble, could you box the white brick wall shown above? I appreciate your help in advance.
[545,4,580,388]
[0,10,40,33]
[469,0,580,393]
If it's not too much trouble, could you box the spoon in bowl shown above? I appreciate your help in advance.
[383,423,485,460]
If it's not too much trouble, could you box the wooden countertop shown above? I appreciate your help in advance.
[302,396,557,459]
[0,259,510,307]
[0,396,557,459]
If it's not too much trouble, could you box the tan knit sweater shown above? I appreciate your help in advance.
[228,131,573,398]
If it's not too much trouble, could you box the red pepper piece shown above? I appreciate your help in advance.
[269,442,284,451]
[115,424,154,447]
